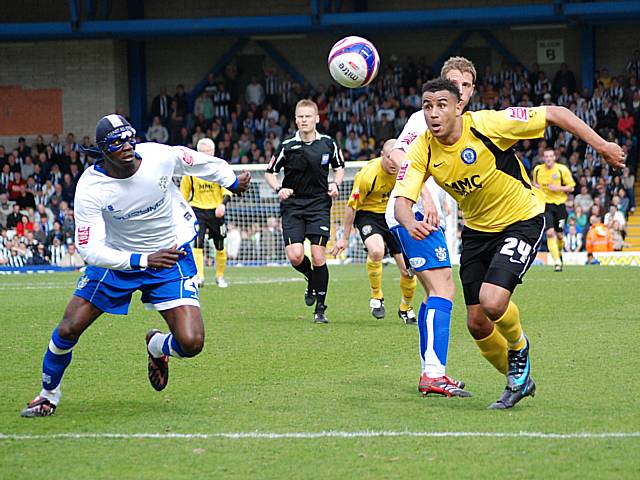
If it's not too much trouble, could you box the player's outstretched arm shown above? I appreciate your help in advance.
[546,106,626,169]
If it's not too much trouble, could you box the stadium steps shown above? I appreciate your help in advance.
[626,182,640,249]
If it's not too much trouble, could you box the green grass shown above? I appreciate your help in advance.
[1,265,639,479]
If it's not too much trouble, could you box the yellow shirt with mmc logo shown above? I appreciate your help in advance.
[395,107,547,232]
[180,176,231,209]
[532,162,575,205]
[347,157,396,214]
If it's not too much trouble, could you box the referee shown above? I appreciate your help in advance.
[265,99,345,323]
[180,138,231,288]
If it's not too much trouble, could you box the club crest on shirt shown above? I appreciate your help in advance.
[461,148,477,165]
[435,246,448,262]
[158,175,169,192]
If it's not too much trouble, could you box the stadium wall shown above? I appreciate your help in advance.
[0,39,129,145]
[0,23,638,143]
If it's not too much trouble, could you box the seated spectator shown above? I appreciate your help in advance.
[30,243,50,265]
[7,172,26,201]
[564,223,583,252]
[48,237,67,265]
[58,243,85,268]
[344,131,362,159]
[146,116,170,144]
[16,185,36,210]
[0,193,12,227]
[31,221,47,245]
[16,215,34,237]
[567,205,588,233]
[610,221,629,251]
[7,245,27,268]
[5,204,23,230]
[604,205,626,230]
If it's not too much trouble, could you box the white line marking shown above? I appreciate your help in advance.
[0,277,303,291]
[1,431,639,441]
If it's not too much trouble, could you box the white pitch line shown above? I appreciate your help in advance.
[0,277,302,291]
[1,431,639,441]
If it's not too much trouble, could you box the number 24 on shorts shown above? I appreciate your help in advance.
[500,237,532,264]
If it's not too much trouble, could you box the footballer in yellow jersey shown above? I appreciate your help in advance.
[331,139,417,323]
[532,149,576,271]
[395,77,624,409]
[180,138,231,288]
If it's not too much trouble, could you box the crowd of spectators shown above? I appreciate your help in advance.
[2,52,640,266]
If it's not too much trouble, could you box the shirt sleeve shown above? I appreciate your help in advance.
[347,169,368,210]
[393,134,431,203]
[561,165,576,188]
[470,107,547,149]
[74,187,145,270]
[330,138,345,169]
[394,111,426,152]
[266,142,286,174]
[172,146,238,191]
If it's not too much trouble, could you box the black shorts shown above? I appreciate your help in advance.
[544,203,567,233]
[193,207,226,251]
[459,214,546,305]
[281,196,332,246]
[354,210,402,256]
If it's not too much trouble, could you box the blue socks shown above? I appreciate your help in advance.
[42,327,77,392]
[417,296,453,377]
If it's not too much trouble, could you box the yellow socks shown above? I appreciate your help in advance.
[215,249,227,279]
[493,301,526,351]
[547,235,561,264]
[474,327,508,374]
[557,236,564,255]
[366,258,383,299]
[399,274,416,312]
[193,248,205,281]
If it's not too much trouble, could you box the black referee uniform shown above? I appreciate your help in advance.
[266,131,344,245]
[266,129,344,322]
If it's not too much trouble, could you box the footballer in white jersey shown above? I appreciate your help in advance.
[386,59,477,399]
[21,114,251,417]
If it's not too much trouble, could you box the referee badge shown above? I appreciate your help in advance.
[461,148,477,165]
[321,153,330,165]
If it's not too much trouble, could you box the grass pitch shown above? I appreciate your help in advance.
[1,265,639,479]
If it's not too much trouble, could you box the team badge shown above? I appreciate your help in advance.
[321,153,330,165]
[362,225,372,236]
[76,275,89,290]
[461,148,477,165]
[435,246,448,262]
[158,175,169,192]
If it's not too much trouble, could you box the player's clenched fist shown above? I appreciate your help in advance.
[235,171,252,194]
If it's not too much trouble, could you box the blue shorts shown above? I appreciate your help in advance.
[391,222,451,272]
[73,246,199,315]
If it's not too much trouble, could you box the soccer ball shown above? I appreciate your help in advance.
[327,36,380,88]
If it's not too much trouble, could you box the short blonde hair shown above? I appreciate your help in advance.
[441,56,477,83]
[196,137,215,154]
[295,99,318,114]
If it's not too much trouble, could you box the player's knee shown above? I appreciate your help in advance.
[310,252,326,267]
[56,317,83,341]
[398,266,411,278]
[288,251,305,266]
[368,249,384,262]
[466,311,492,339]
[546,229,555,239]
[478,294,508,320]
[177,331,204,357]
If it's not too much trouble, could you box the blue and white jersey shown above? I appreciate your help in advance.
[385,110,449,229]
[73,142,237,271]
